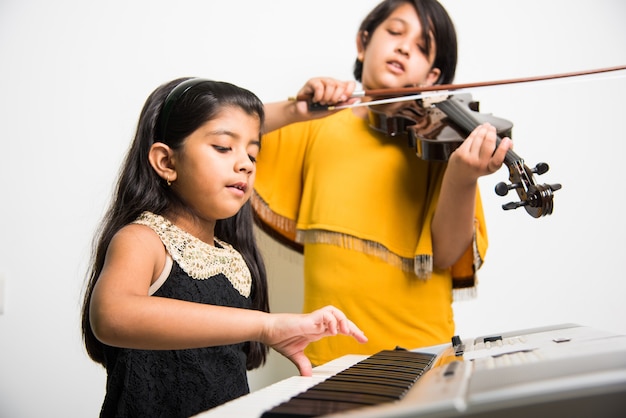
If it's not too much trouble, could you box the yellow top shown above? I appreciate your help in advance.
[253,108,488,365]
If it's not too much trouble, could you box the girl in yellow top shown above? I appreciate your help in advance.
[254,0,512,366]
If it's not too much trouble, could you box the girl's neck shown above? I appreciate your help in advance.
[164,210,216,246]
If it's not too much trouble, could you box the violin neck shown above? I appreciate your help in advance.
[435,98,522,165]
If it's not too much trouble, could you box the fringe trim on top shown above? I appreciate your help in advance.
[414,255,433,280]
[453,285,478,301]
[297,229,426,280]
[473,225,484,271]
[252,191,483,296]
[251,192,298,240]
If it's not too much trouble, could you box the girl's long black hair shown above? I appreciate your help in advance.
[81,78,270,370]
[354,0,458,85]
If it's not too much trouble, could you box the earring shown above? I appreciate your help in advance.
[166,175,171,186]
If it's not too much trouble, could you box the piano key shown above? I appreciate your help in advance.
[260,349,436,418]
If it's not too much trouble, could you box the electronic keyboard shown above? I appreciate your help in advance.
[195,323,626,417]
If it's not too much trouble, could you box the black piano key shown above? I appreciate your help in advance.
[346,364,426,375]
[329,373,417,388]
[260,350,437,418]
[262,397,368,418]
[295,389,395,405]
[307,380,406,398]
[338,367,422,381]
[359,356,434,367]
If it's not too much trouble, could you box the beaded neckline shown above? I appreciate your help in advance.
[133,211,251,298]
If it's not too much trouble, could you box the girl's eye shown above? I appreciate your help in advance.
[248,155,257,163]
[213,145,231,153]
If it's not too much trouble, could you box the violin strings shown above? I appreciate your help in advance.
[329,90,462,110]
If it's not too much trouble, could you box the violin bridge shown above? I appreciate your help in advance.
[420,92,451,107]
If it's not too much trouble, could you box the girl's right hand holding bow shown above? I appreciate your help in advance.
[264,78,359,132]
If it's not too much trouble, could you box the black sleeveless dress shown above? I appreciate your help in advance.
[99,212,254,418]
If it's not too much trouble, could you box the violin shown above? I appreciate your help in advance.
[367,93,561,218]
[298,66,625,217]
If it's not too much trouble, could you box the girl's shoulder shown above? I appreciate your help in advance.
[110,219,166,262]
[103,218,168,289]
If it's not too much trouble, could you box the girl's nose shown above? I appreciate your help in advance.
[395,40,410,57]
[235,151,254,173]
[396,46,409,57]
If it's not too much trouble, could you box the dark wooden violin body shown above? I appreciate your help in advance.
[368,94,512,161]
[367,93,562,218]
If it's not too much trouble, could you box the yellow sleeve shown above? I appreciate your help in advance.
[252,122,310,243]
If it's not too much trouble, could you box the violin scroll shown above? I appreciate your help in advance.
[495,160,562,218]
[366,93,562,218]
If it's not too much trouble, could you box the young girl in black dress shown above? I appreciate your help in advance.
[80,77,367,417]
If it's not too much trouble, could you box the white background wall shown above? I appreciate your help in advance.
[1,0,625,416]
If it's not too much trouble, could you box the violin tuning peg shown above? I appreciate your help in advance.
[494,181,522,197]
[532,162,549,175]
[502,200,527,211]
[495,182,510,196]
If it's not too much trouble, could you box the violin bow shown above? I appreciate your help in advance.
[293,65,626,110]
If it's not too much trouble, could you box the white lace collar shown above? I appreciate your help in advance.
[133,211,251,298]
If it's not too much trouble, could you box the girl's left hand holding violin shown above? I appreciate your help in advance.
[260,305,368,377]
[446,123,512,184]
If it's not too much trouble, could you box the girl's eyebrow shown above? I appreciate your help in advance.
[207,129,236,137]
[203,128,261,147]
[388,17,408,25]
[205,129,258,141]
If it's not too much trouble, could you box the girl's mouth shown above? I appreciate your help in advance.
[387,60,405,73]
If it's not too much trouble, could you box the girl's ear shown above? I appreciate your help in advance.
[149,142,177,184]
[424,67,442,87]
[356,31,369,62]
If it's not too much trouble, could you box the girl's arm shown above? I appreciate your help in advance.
[431,123,512,269]
[89,224,366,375]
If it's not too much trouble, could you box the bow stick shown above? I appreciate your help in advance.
[291,65,626,110]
